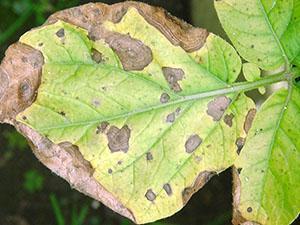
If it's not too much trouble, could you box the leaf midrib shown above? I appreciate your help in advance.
[35,73,286,132]
[257,84,293,221]
[258,0,290,67]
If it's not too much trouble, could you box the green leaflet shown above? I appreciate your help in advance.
[243,63,266,95]
[215,0,300,70]
[16,8,255,224]
[235,85,300,225]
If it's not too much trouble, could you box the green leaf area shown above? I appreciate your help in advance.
[215,0,300,70]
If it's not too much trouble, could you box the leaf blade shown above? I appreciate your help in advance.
[234,86,300,225]
[215,0,300,70]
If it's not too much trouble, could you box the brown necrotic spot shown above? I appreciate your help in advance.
[185,134,202,153]
[160,93,170,104]
[207,96,231,121]
[56,28,65,38]
[92,99,101,107]
[163,183,172,196]
[145,189,156,202]
[108,168,113,174]
[247,207,253,213]
[224,113,234,127]
[146,152,153,161]
[244,109,257,134]
[162,67,184,92]
[106,125,131,153]
[96,121,109,134]
[166,112,175,123]
[105,33,153,71]
[91,48,103,63]
[18,79,34,102]
[236,137,245,155]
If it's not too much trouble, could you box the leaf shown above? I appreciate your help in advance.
[243,63,261,82]
[233,85,300,225]
[243,63,265,95]
[13,7,256,224]
[214,0,300,70]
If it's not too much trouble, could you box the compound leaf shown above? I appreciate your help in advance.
[15,7,255,224]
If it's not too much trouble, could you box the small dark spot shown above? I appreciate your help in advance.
[295,76,300,83]
[247,207,253,213]
[206,144,211,148]
[160,93,170,103]
[91,48,103,63]
[162,67,185,92]
[117,160,122,165]
[21,56,28,63]
[163,183,172,196]
[92,8,101,16]
[107,125,131,153]
[56,28,65,38]
[257,58,262,62]
[145,189,156,201]
[175,107,181,115]
[18,80,34,101]
[96,121,109,134]
[233,69,236,73]
[244,109,257,133]
[92,99,101,107]
[59,111,66,116]
[146,152,153,161]
[108,168,113,174]
[236,137,245,155]
[166,112,176,123]
[251,44,255,48]
[22,116,27,120]
[207,96,231,121]
[237,168,242,174]
[38,42,44,47]
[185,134,202,153]
[224,113,234,127]
[195,156,202,163]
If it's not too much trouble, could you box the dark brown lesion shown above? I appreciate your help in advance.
[91,48,104,63]
[244,109,257,134]
[145,189,156,202]
[163,183,172,196]
[236,137,245,155]
[106,125,131,153]
[46,2,208,53]
[162,67,185,92]
[185,134,202,154]
[206,96,231,122]
[224,113,234,127]
[0,43,44,123]
[96,121,109,134]
[160,93,170,104]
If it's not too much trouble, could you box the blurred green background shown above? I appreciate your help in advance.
[0,1,296,225]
